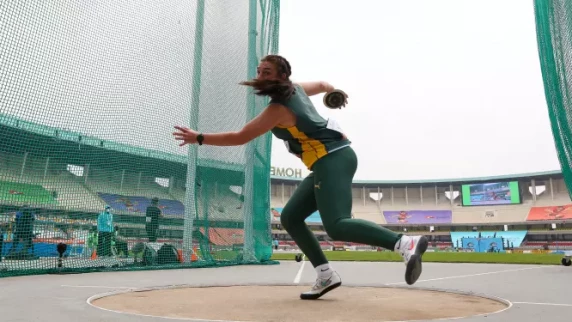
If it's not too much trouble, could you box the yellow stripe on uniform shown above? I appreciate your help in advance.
[286,126,328,169]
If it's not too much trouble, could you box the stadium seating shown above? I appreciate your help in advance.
[200,227,244,246]
[0,152,105,210]
[0,181,57,205]
[520,241,572,250]
[352,198,386,224]
[86,168,174,201]
[2,152,307,251]
[3,148,572,253]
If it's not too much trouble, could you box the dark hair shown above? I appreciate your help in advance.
[240,55,295,102]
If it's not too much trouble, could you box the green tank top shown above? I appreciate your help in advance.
[270,84,351,170]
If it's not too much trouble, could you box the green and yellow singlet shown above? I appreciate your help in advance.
[270,84,351,170]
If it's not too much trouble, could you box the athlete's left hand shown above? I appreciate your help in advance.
[173,126,199,146]
[340,91,349,108]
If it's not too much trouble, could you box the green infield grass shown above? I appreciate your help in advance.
[270,251,564,265]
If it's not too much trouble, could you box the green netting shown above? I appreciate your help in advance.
[534,0,572,199]
[0,0,280,277]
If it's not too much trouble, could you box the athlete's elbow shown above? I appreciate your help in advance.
[233,131,256,145]
[235,127,270,145]
[228,132,249,145]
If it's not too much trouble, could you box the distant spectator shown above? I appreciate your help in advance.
[97,205,114,257]
[0,214,10,262]
[8,206,35,258]
[237,194,244,209]
[145,197,162,243]
[112,225,128,257]
[86,226,98,258]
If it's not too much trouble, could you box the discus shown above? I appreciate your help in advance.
[323,89,347,109]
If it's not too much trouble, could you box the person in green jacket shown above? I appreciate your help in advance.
[86,226,98,258]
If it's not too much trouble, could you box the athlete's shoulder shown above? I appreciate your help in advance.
[267,102,290,112]
[295,81,331,97]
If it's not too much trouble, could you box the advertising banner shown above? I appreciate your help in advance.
[526,204,572,221]
[383,210,452,224]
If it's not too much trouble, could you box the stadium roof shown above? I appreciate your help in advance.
[0,113,563,185]
[0,113,245,184]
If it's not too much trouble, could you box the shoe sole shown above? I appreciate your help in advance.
[300,281,342,300]
[405,236,429,285]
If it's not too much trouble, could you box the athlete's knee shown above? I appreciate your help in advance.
[323,219,348,241]
[279,207,298,231]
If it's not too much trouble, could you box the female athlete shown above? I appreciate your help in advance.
[173,54,428,300]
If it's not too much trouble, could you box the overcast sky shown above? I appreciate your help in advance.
[272,0,562,180]
[0,0,562,182]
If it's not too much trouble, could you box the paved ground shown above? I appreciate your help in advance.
[0,259,571,321]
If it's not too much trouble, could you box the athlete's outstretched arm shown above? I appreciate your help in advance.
[173,103,289,147]
[296,81,335,96]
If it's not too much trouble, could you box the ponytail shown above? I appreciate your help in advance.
[240,79,295,102]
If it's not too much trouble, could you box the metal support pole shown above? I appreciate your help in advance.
[182,0,206,263]
[20,152,28,181]
[119,169,125,194]
[550,177,554,200]
[391,186,394,205]
[531,179,536,203]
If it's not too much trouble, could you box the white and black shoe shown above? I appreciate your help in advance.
[395,235,429,285]
[300,271,342,300]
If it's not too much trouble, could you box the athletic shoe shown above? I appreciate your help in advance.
[394,235,429,285]
[300,271,342,300]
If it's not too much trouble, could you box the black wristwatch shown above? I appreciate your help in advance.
[197,133,204,145]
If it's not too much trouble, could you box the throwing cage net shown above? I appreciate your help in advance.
[0,0,280,277]
[535,0,572,199]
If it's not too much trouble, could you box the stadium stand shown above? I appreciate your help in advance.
[0,181,57,205]
[268,176,572,253]
[86,168,174,201]
[202,228,244,246]
[2,142,572,259]
[0,151,105,211]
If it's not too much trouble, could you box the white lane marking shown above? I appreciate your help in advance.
[293,255,306,284]
[513,301,572,307]
[61,285,135,289]
[385,265,550,285]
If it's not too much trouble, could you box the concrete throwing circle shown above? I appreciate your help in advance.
[90,285,509,322]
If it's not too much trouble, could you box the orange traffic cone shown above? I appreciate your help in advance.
[91,250,97,260]
[191,246,198,262]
